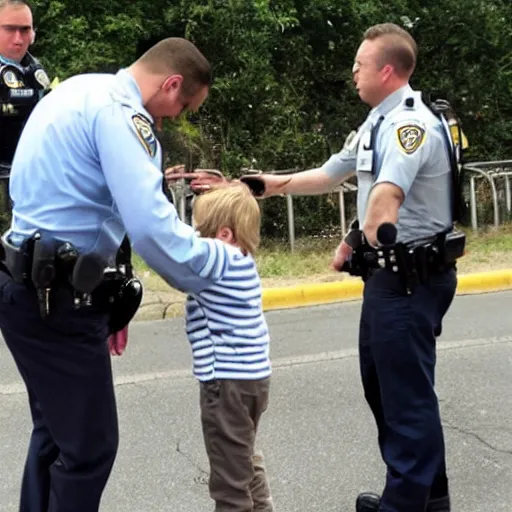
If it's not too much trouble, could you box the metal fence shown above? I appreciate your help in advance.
[463,160,512,230]
[168,159,512,251]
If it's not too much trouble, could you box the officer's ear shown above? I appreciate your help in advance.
[30,29,35,45]
[380,63,394,82]
[161,74,183,94]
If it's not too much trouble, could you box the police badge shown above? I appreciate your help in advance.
[397,124,426,154]
[132,114,157,158]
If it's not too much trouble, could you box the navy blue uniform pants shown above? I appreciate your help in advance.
[0,270,119,512]
[359,266,457,512]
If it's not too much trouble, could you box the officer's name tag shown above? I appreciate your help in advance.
[9,88,34,98]
[356,130,373,173]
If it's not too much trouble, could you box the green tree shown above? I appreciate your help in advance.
[26,0,512,236]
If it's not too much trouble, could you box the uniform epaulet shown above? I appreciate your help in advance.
[387,97,422,127]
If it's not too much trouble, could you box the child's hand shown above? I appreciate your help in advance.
[166,168,230,193]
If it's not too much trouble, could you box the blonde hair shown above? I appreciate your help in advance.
[193,183,261,255]
[364,23,417,77]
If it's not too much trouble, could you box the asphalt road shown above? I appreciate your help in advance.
[1,291,511,511]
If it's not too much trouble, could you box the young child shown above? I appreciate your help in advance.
[187,182,274,512]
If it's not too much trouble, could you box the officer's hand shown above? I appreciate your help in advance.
[331,240,353,272]
[108,325,129,356]
[165,167,230,193]
[188,169,229,192]
[164,164,186,183]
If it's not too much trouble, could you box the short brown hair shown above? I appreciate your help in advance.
[364,23,417,77]
[192,183,261,256]
[136,37,212,97]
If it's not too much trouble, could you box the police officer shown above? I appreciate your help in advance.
[0,0,50,219]
[188,23,463,512]
[0,37,221,512]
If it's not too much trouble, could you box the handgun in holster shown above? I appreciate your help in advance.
[341,244,378,282]
[105,274,143,334]
[0,231,34,283]
[339,219,378,281]
[93,236,143,334]
[30,234,57,317]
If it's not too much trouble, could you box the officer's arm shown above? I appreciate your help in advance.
[363,184,403,245]
[280,166,351,196]
[313,133,360,190]
[93,103,227,294]
[363,120,427,245]
[262,133,357,197]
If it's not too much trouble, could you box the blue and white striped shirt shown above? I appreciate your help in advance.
[185,243,271,381]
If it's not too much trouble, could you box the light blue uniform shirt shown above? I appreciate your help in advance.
[8,69,224,294]
[0,54,23,71]
[321,85,453,243]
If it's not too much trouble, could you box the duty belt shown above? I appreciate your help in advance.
[0,231,143,332]
[342,228,465,294]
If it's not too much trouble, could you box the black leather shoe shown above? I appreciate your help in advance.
[355,492,450,512]
[427,495,450,512]
[356,492,380,512]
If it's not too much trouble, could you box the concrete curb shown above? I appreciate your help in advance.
[261,269,512,311]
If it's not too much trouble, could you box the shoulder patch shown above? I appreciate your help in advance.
[2,69,23,88]
[396,124,425,154]
[34,69,50,89]
[131,114,157,158]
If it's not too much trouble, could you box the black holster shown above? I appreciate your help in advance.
[341,228,465,294]
[0,232,143,331]
[342,242,379,282]
[95,236,143,334]
[387,229,465,293]
[92,270,143,334]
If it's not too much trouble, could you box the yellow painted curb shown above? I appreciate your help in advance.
[262,269,512,312]
[456,269,512,295]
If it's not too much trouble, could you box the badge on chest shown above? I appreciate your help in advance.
[356,129,374,173]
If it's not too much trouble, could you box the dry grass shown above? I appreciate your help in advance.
[133,223,512,297]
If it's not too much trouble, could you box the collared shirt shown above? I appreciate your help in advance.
[1,52,50,167]
[321,84,453,242]
[0,54,23,71]
[8,69,224,294]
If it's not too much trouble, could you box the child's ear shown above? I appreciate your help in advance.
[216,226,234,244]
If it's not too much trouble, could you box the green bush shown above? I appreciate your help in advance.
[27,0,511,236]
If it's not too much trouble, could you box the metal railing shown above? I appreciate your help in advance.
[167,160,512,252]
[167,167,358,252]
[463,160,512,230]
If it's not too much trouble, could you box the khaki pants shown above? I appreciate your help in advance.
[200,377,273,512]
